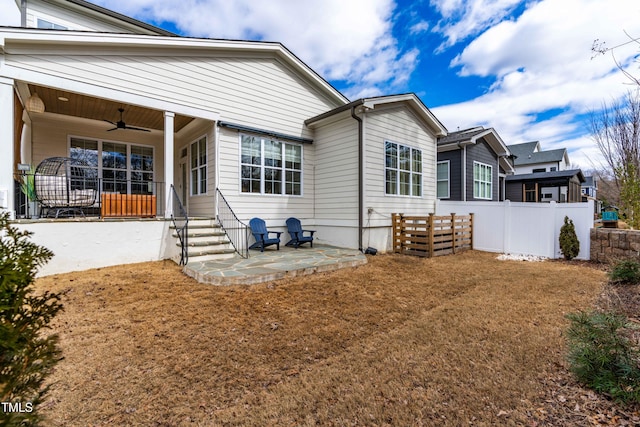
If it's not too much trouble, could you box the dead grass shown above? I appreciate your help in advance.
[33,250,633,426]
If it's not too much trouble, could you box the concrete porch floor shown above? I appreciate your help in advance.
[183,244,368,285]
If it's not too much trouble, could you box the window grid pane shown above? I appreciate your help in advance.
[241,135,302,196]
[191,137,207,195]
[473,163,492,199]
[385,141,421,197]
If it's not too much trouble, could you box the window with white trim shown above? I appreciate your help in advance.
[385,141,422,197]
[241,134,302,195]
[190,136,207,195]
[473,161,492,199]
[437,161,450,199]
[69,137,154,194]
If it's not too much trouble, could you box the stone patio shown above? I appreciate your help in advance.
[183,244,368,285]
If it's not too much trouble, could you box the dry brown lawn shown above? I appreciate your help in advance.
[33,250,638,426]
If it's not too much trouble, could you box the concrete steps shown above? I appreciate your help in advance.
[171,218,236,264]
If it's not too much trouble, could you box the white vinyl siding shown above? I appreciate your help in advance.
[437,160,450,199]
[363,106,437,217]
[313,116,359,221]
[473,161,492,200]
[5,53,337,136]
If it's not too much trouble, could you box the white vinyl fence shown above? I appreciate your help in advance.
[435,200,594,260]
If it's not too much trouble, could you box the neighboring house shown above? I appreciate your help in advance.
[506,141,585,203]
[581,175,602,215]
[0,0,447,269]
[582,175,597,199]
[507,141,570,174]
[436,127,514,201]
[505,169,586,203]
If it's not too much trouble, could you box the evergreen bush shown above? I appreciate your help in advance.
[559,216,580,260]
[0,212,63,426]
[609,259,640,285]
[566,310,640,403]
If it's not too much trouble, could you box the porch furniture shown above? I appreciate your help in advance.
[34,157,98,218]
[249,217,281,252]
[285,217,315,248]
[101,193,157,217]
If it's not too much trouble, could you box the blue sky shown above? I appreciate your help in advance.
[3,0,640,169]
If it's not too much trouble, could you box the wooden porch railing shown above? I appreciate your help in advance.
[392,212,473,257]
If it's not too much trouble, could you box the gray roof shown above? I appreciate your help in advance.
[582,175,596,187]
[507,141,567,166]
[437,127,487,145]
[506,169,585,183]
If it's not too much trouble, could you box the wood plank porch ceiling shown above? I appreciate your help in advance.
[28,84,194,132]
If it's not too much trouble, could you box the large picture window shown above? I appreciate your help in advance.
[473,161,492,200]
[241,135,302,195]
[70,137,154,194]
[191,136,207,195]
[437,161,450,199]
[385,141,422,197]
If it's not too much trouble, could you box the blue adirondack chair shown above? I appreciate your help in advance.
[285,217,315,248]
[249,217,281,252]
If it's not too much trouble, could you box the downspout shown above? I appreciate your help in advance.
[20,0,27,27]
[457,141,473,201]
[351,105,364,252]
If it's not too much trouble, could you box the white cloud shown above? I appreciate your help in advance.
[433,0,640,168]
[430,0,524,50]
[0,0,21,26]
[93,0,416,99]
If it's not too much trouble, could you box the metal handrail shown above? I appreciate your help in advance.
[216,188,249,258]
[170,184,189,265]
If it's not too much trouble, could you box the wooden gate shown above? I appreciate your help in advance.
[392,213,473,257]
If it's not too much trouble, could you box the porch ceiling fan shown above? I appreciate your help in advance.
[104,108,150,132]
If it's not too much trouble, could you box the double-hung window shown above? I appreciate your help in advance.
[385,141,422,197]
[437,161,450,199]
[473,161,492,199]
[191,136,207,196]
[241,135,302,195]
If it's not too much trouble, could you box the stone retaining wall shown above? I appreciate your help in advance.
[591,228,640,262]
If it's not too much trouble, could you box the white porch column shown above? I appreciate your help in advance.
[0,78,15,219]
[164,111,175,219]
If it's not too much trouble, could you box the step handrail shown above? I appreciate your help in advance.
[170,184,189,265]
[215,188,249,258]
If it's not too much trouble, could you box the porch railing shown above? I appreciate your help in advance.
[99,181,165,218]
[13,173,165,219]
[216,188,249,258]
[170,184,189,266]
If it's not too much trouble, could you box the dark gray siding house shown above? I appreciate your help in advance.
[505,169,585,203]
[437,127,514,201]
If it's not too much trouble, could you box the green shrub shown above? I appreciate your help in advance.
[0,212,63,426]
[559,216,580,260]
[565,310,640,403]
[609,259,640,285]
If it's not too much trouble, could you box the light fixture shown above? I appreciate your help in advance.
[57,96,69,102]
[25,93,45,113]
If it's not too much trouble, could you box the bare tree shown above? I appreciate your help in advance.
[592,32,640,86]
[591,91,640,228]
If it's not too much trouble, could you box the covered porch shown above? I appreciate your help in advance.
[3,81,219,221]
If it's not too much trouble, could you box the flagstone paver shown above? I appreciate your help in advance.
[183,245,367,285]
